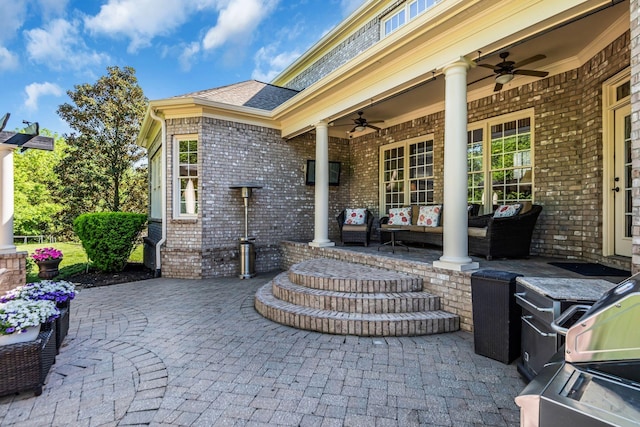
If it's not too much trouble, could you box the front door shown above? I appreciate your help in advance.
[613,104,631,257]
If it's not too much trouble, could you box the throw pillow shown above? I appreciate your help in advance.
[493,203,522,218]
[387,207,411,225]
[344,208,366,225]
[417,205,442,227]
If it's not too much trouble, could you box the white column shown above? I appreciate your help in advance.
[309,121,335,247]
[0,145,16,254]
[433,59,479,271]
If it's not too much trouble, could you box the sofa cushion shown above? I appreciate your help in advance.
[417,205,442,227]
[468,227,488,238]
[388,207,411,225]
[342,224,367,232]
[344,208,366,225]
[493,203,522,218]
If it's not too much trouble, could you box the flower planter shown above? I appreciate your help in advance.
[0,329,55,397]
[0,326,40,346]
[55,302,70,351]
[36,259,62,279]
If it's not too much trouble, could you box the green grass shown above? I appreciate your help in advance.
[17,241,143,283]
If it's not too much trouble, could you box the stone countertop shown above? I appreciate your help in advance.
[516,276,617,301]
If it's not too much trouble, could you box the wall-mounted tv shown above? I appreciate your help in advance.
[306,160,341,186]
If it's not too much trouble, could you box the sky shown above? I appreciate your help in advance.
[0,0,366,136]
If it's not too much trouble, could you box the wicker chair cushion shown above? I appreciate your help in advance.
[468,227,488,238]
[342,224,368,232]
[388,207,411,225]
[417,205,442,227]
[344,208,367,225]
[493,203,522,218]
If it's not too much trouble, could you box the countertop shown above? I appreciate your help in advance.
[516,276,617,301]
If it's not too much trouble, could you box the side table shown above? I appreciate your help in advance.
[378,228,409,254]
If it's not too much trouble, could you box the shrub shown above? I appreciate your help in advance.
[73,212,147,272]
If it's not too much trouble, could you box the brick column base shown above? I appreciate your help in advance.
[0,251,27,293]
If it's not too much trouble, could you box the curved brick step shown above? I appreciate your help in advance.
[288,258,422,293]
[272,272,441,314]
[255,284,459,337]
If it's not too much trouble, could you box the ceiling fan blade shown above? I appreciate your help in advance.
[513,54,546,69]
[477,63,497,70]
[468,74,494,86]
[513,69,549,78]
[368,124,381,131]
[350,126,357,133]
[494,82,503,92]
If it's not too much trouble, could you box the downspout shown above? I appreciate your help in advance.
[149,108,166,277]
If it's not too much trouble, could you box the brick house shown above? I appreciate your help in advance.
[137,0,637,279]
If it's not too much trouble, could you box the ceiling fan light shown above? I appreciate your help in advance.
[495,73,514,85]
[354,125,366,132]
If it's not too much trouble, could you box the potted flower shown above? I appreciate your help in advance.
[31,247,63,279]
[0,299,59,345]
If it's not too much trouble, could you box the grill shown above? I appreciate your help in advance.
[515,274,640,426]
[514,277,614,381]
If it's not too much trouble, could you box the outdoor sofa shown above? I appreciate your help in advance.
[380,203,542,260]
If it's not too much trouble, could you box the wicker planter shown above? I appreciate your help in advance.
[0,329,56,397]
[55,301,70,351]
[36,259,62,279]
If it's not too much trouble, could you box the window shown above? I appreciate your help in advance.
[382,0,443,36]
[381,137,435,213]
[467,112,533,208]
[150,150,162,219]
[174,136,198,217]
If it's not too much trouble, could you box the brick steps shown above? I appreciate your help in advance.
[254,258,460,336]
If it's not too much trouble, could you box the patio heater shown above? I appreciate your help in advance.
[229,183,262,279]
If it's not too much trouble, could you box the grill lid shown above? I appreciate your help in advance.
[564,274,640,364]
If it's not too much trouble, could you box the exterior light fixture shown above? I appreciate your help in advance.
[354,125,366,132]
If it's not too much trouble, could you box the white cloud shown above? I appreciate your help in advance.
[252,44,300,82]
[0,1,27,43]
[37,0,69,18]
[24,82,64,111]
[84,0,199,53]
[0,46,18,71]
[178,42,201,71]
[202,0,279,51]
[24,18,110,71]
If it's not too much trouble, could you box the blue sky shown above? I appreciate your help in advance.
[0,0,366,136]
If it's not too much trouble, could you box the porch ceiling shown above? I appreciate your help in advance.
[322,0,628,139]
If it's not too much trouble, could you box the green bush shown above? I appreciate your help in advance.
[73,212,147,272]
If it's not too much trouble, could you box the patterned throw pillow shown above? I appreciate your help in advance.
[493,203,522,218]
[344,208,366,225]
[387,207,411,225]
[417,205,442,227]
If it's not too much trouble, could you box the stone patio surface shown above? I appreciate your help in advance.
[0,271,524,426]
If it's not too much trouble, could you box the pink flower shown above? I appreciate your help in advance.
[31,247,63,262]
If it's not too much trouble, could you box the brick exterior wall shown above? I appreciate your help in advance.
[0,252,27,293]
[631,0,640,274]
[155,118,350,278]
[285,18,380,91]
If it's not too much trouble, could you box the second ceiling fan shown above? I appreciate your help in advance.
[471,52,549,91]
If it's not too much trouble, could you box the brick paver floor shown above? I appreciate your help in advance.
[0,272,525,426]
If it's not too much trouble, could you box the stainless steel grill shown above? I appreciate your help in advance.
[515,274,640,427]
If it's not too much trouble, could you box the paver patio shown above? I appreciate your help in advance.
[0,271,525,426]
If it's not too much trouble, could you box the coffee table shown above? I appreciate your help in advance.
[378,228,409,254]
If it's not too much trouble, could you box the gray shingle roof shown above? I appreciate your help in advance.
[172,80,299,111]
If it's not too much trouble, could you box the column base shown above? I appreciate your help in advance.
[0,245,16,254]
[433,258,479,272]
[308,241,335,248]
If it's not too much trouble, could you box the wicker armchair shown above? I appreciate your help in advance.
[337,209,374,246]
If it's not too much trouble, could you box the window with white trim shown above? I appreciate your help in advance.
[467,111,534,209]
[150,150,162,219]
[382,0,443,36]
[174,136,198,217]
[380,137,435,213]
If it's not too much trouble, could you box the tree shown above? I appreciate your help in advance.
[55,66,148,229]
[13,130,66,237]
